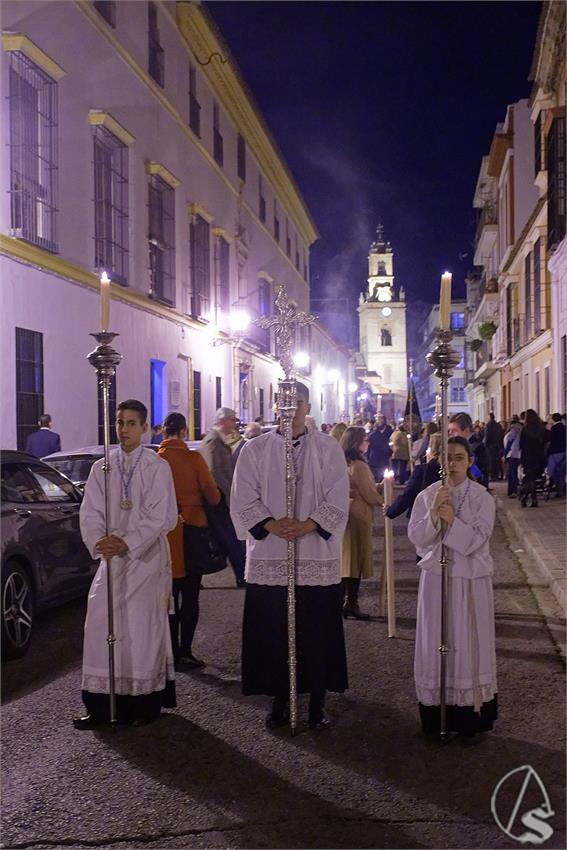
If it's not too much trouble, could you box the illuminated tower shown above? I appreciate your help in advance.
[358,225,408,419]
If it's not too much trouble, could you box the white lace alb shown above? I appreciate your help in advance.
[246,557,341,586]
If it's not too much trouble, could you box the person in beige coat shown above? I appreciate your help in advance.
[340,426,383,619]
[390,424,410,484]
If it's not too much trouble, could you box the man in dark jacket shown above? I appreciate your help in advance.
[547,413,566,498]
[25,414,61,457]
[484,412,504,480]
[448,412,489,488]
[367,414,393,482]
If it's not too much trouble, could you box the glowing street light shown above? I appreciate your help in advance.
[327,368,340,382]
[348,382,358,393]
[293,351,310,369]
[229,309,251,334]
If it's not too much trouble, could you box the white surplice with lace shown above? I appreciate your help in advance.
[408,478,497,709]
[230,430,349,585]
[79,446,178,696]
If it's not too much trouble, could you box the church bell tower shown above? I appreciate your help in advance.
[358,225,408,420]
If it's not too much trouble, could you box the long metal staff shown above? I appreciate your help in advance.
[87,332,122,726]
[426,329,460,741]
[407,359,414,473]
[257,287,316,735]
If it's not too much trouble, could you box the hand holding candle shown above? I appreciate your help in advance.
[439,271,452,331]
[100,271,110,332]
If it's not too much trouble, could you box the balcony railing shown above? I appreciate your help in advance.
[474,204,498,250]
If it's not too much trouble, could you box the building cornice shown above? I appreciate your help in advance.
[189,202,214,222]
[1,32,66,79]
[509,329,553,369]
[146,161,181,189]
[89,110,135,145]
[1,234,205,332]
[175,2,318,247]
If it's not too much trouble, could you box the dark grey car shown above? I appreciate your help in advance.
[1,451,97,660]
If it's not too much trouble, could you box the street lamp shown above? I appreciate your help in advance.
[229,309,251,334]
[293,351,310,369]
[348,382,358,393]
[327,368,340,382]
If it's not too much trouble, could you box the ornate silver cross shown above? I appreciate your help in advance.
[256,286,316,379]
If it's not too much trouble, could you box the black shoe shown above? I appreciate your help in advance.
[180,653,206,668]
[236,579,246,588]
[309,708,331,729]
[73,714,101,730]
[343,602,370,620]
[266,698,289,729]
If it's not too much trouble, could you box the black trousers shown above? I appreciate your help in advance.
[507,458,520,495]
[169,573,201,661]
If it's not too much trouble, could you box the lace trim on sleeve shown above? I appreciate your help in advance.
[238,503,271,529]
[246,558,341,586]
[310,502,346,533]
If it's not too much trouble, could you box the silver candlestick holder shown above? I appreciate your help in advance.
[87,331,122,726]
[257,287,316,735]
[426,328,461,742]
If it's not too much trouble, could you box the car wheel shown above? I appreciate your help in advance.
[2,561,34,660]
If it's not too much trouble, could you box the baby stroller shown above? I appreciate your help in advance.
[517,465,551,507]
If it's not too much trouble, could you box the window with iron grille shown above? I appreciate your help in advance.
[547,116,566,251]
[98,372,117,444]
[259,387,265,419]
[534,237,542,332]
[93,1,116,27]
[257,279,271,352]
[258,175,266,223]
[524,252,532,333]
[295,234,300,270]
[213,102,223,166]
[189,63,200,136]
[218,235,230,314]
[534,111,543,175]
[506,284,513,356]
[450,312,465,330]
[190,214,210,318]
[148,174,175,306]
[216,376,222,410]
[273,199,280,242]
[9,52,58,252]
[285,219,291,258]
[450,377,465,404]
[93,125,129,285]
[148,2,164,88]
[562,335,567,408]
[237,133,246,181]
[303,249,308,281]
[15,327,44,451]
[193,370,202,439]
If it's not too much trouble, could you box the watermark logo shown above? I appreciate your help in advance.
[491,765,554,844]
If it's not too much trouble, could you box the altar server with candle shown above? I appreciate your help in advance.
[408,436,498,739]
[74,399,178,728]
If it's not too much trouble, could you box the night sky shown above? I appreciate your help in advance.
[207,1,542,350]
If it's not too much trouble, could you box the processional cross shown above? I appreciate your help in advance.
[255,286,316,735]
[256,286,316,379]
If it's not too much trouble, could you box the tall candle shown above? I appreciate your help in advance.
[382,469,396,638]
[100,271,110,331]
[439,271,452,330]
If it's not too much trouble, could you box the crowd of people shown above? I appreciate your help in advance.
[69,393,565,741]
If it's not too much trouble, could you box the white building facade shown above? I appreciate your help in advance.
[1,1,353,451]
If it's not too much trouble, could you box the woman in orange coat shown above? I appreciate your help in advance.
[159,412,220,668]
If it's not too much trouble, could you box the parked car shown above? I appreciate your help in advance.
[1,450,98,660]
[43,441,202,489]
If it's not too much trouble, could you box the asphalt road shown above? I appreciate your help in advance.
[2,510,565,850]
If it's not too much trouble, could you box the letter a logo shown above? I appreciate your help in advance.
[491,765,554,844]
